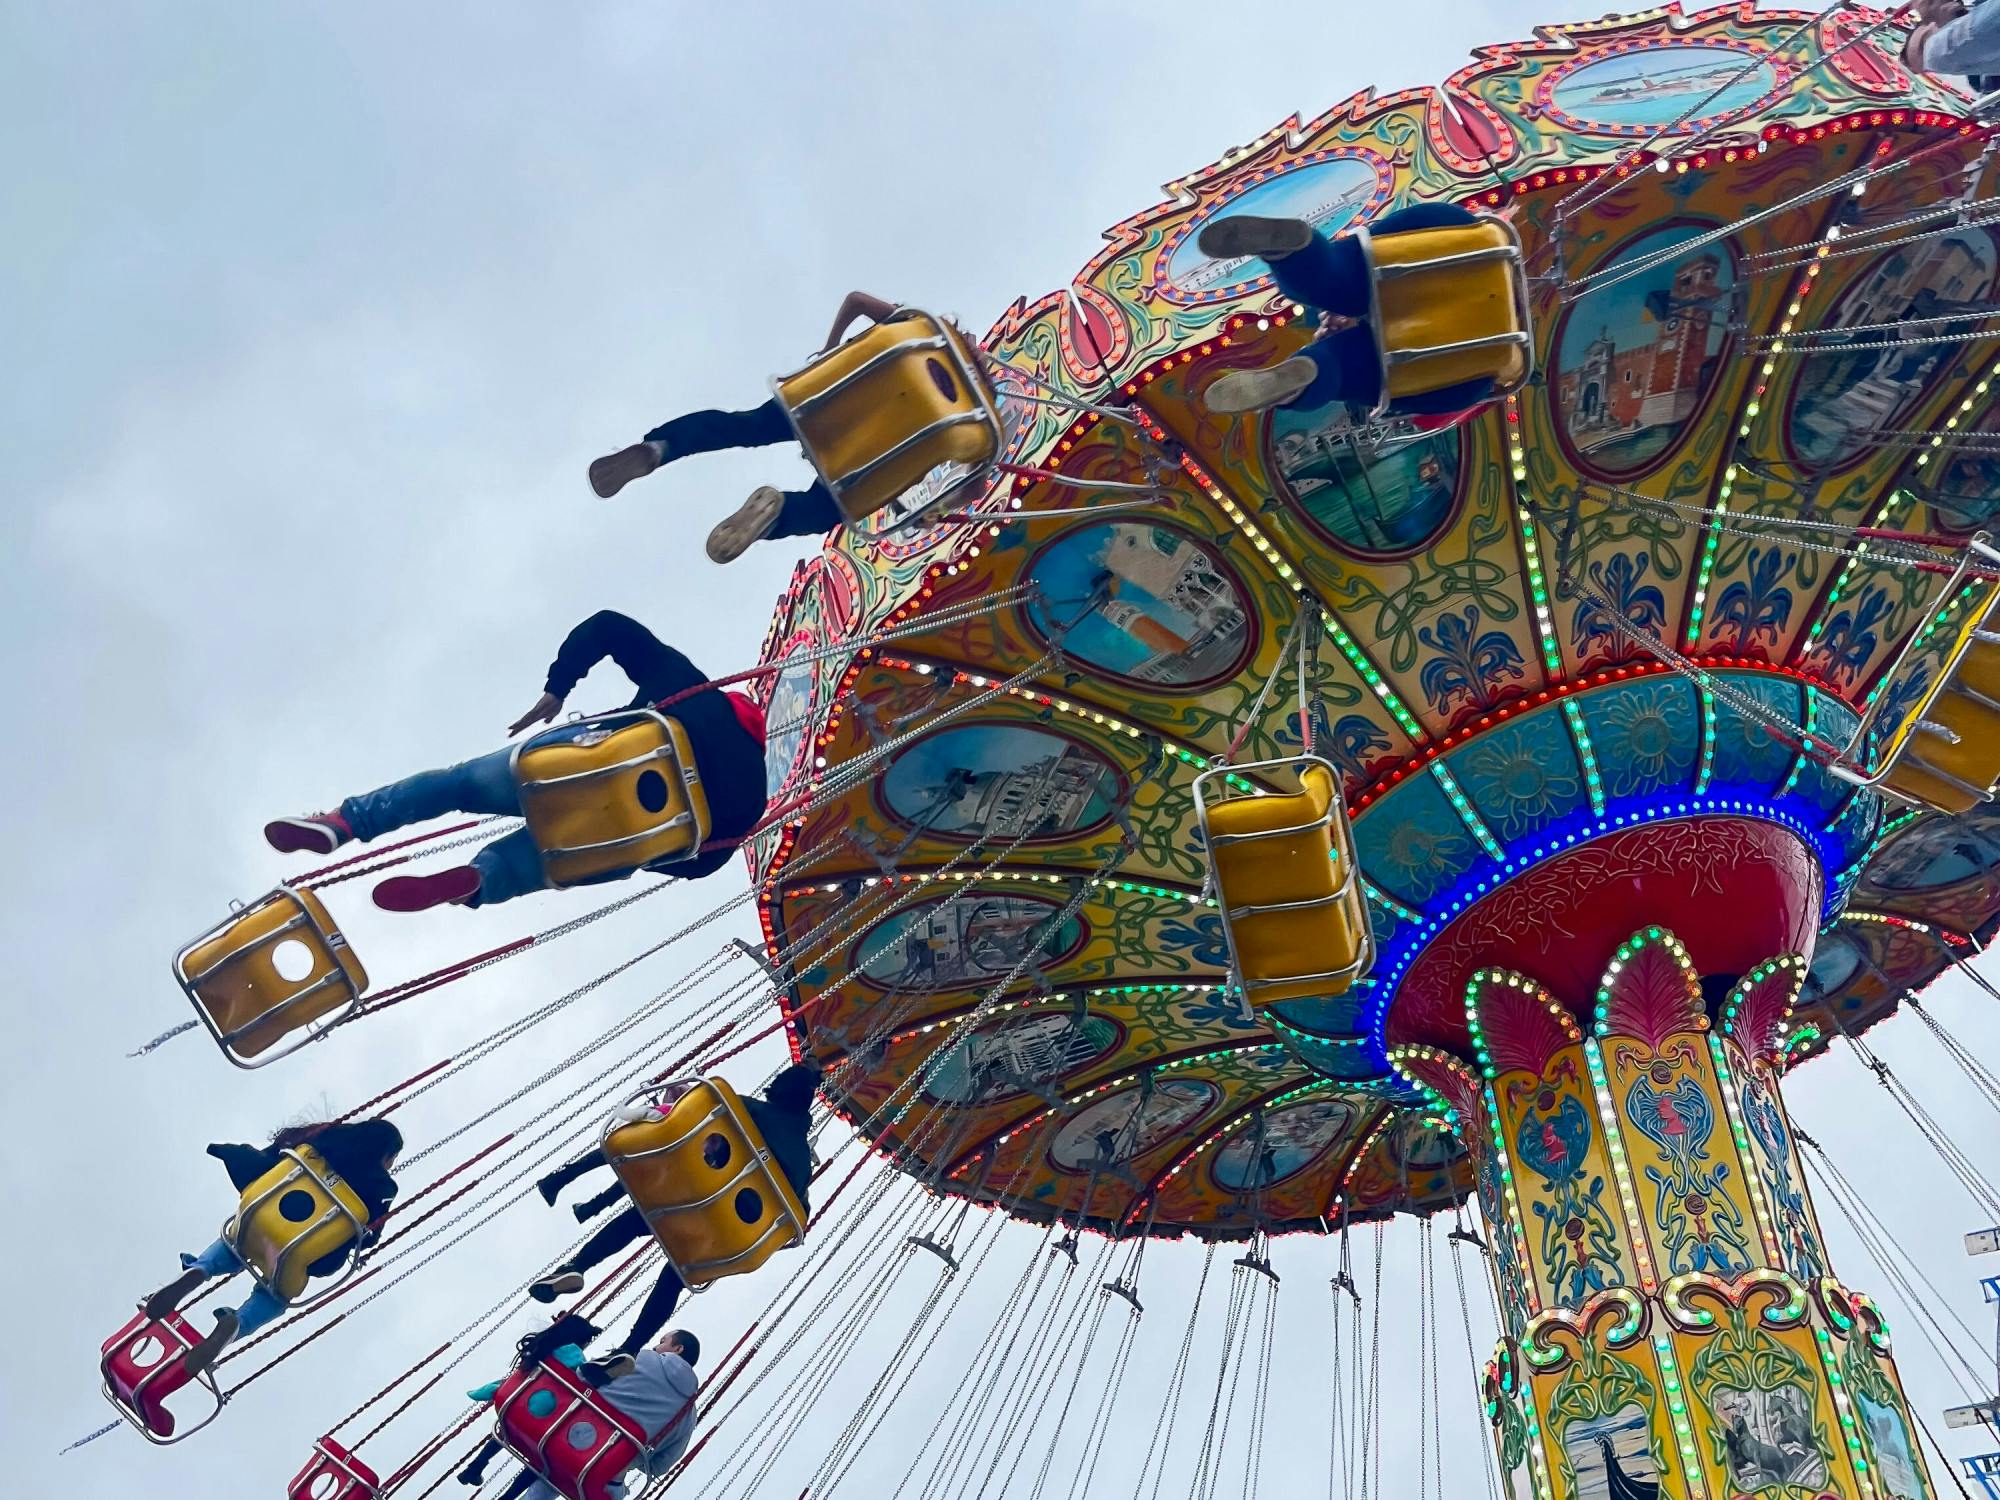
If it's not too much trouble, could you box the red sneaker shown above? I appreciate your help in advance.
[265,811,354,856]
[372,866,483,913]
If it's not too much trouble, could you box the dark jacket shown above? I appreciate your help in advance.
[542,611,770,881]
[209,1122,401,1281]
[742,1091,814,1216]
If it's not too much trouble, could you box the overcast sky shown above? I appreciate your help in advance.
[7,3,1998,1496]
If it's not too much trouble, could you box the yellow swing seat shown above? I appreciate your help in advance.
[223,1145,373,1303]
[512,709,712,888]
[1193,755,1373,1007]
[772,308,1005,525]
[1356,213,1534,413]
[601,1077,808,1290]
[174,885,369,1067]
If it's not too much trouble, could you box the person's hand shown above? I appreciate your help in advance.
[509,692,563,737]
[1316,311,1357,338]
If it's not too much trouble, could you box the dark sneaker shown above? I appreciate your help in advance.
[529,1269,587,1304]
[372,866,482,914]
[179,1307,240,1379]
[706,486,785,564]
[1202,357,1320,415]
[1195,214,1316,262]
[590,442,665,500]
[143,1267,207,1321]
[264,812,354,856]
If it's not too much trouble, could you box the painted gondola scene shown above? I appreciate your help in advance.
[15,2,2000,1497]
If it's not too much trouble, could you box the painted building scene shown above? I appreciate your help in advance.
[1787,230,2000,468]
[1028,522,1252,686]
[881,724,1116,841]
[924,1011,1121,1105]
[1049,1079,1220,1172]
[1269,404,1463,555]
[1555,224,1736,474]
[856,895,1082,989]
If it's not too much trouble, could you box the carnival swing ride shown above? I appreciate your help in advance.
[75,5,2000,1499]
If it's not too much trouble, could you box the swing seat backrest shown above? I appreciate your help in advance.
[494,1361,649,1500]
[99,1309,222,1443]
[603,1077,809,1290]
[772,310,1005,524]
[224,1145,372,1303]
[514,710,713,888]
[1877,600,2000,814]
[1195,756,1372,1007]
[287,1437,382,1500]
[174,885,369,1067]
[1359,215,1533,409]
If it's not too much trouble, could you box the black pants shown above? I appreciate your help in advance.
[642,399,842,537]
[564,1206,688,1356]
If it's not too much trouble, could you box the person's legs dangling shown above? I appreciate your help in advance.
[341,747,522,845]
[538,1148,610,1206]
[707,481,840,564]
[594,398,798,499]
[615,1265,686,1357]
[530,1206,652,1301]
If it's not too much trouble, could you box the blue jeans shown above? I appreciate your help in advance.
[1270,201,1497,415]
[185,1239,288,1336]
[642,398,843,537]
[340,746,548,907]
[1925,2,2000,80]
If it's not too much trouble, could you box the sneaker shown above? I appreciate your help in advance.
[536,1170,569,1207]
[706,486,786,564]
[179,1307,239,1379]
[580,1353,637,1387]
[457,1466,487,1488]
[590,442,665,500]
[574,1184,626,1223]
[1195,214,1316,262]
[143,1267,207,1321]
[264,812,353,857]
[529,1269,586,1303]
[373,866,483,914]
[1202,357,1320,415]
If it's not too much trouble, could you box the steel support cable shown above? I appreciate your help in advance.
[1068,1302,1142,1500]
[1246,1279,1281,1500]
[1741,190,2000,269]
[809,1136,1060,1500]
[1574,481,1964,574]
[1419,1223,1433,1500]
[1187,1263,1259,1500]
[1843,1032,2000,1220]
[968,1236,1121,1500]
[303,821,518,892]
[1451,1233,1505,1500]
[1561,96,1960,302]
[1801,1142,1991,1401]
[1368,1223,1386,1500]
[928,1229,1073,1500]
[1129,1243,1218,1500]
[1019,1277,1116,1500]
[1755,322,2000,357]
[1750,307,2000,347]
[1904,993,2000,1121]
[1740,201,2000,281]
[1546,2,1918,236]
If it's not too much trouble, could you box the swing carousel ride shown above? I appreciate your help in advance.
[89,6,2000,1500]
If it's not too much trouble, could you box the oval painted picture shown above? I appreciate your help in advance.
[1929,403,2000,536]
[1541,45,1779,134]
[855,894,1086,990]
[1165,155,1388,299]
[1271,404,1463,556]
[1049,1078,1220,1173]
[762,651,818,795]
[1786,229,2000,470]
[1211,1095,1356,1191]
[924,1011,1123,1106]
[1554,222,1737,478]
[1864,808,2000,892]
[882,724,1119,843]
[1024,522,1253,688]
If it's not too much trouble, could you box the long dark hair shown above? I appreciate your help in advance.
[271,1118,405,1164]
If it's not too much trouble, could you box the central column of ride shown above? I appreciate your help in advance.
[1393,926,1936,1500]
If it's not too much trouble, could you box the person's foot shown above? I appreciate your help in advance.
[1202,358,1320,416]
[574,1184,625,1223]
[580,1352,637,1387]
[707,486,786,564]
[264,812,354,857]
[372,866,482,914]
[457,1465,488,1487]
[143,1267,207,1321]
[529,1269,586,1303]
[536,1169,570,1207]
[179,1307,239,1379]
[590,442,665,500]
[1196,214,1316,262]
